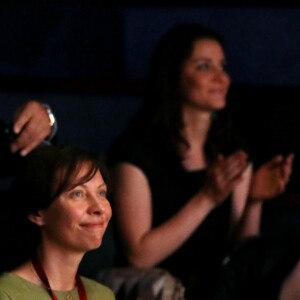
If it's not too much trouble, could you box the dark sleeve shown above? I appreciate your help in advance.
[214,237,300,300]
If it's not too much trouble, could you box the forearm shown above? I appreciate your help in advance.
[233,199,263,240]
[124,191,216,267]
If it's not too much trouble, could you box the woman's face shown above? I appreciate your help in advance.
[32,165,112,253]
[180,38,230,112]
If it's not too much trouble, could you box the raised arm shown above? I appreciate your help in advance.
[111,150,248,268]
[236,153,294,238]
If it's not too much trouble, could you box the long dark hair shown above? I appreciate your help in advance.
[127,23,240,160]
[1,144,108,271]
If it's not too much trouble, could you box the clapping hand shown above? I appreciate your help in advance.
[249,153,294,202]
[202,150,249,205]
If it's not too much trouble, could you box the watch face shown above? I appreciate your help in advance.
[46,107,56,127]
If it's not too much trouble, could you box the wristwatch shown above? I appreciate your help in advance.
[46,106,56,127]
[43,104,58,141]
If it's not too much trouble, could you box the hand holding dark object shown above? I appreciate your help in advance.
[0,101,56,177]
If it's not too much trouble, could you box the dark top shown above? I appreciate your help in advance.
[107,129,235,299]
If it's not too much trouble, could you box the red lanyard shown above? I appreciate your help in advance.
[31,256,88,300]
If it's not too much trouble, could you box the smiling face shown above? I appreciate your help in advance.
[30,164,112,254]
[180,38,230,112]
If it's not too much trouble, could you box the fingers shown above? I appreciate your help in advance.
[268,153,293,169]
[286,153,295,163]
[275,153,294,193]
[10,100,52,156]
[281,153,294,185]
[283,153,294,171]
[205,151,249,203]
[250,153,295,202]
[216,150,248,181]
[269,153,294,184]
[11,124,45,156]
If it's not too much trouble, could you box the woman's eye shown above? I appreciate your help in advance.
[197,63,210,71]
[98,190,107,197]
[70,190,84,198]
[196,61,228,73]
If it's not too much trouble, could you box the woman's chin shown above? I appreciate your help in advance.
[213,101,226,110]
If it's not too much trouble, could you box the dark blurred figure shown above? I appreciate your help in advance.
[0,100,57,271]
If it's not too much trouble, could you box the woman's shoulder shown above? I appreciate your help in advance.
[81,276,115,299]
[0,273,49,299]
[0,273,26,289]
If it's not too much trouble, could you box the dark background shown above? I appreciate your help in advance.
[0,3,299,86]
[0,3,299,152]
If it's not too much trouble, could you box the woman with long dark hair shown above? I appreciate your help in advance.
[107,23,293,299]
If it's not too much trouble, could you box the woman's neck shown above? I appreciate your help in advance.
[12,247,83,291]
[180,106,213,171]
[182,105,212,145]
[36,250,82,291]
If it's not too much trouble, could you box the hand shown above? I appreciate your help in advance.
[202,150,249,205]
[10,100,52,156]
[249,153,294,202]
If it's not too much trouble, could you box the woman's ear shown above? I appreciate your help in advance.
[28,211,44,226]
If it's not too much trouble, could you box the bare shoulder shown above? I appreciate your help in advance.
[279,258,300,300]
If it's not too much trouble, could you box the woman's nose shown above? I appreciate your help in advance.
[213,68,230,83]
[88,195,107,215]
